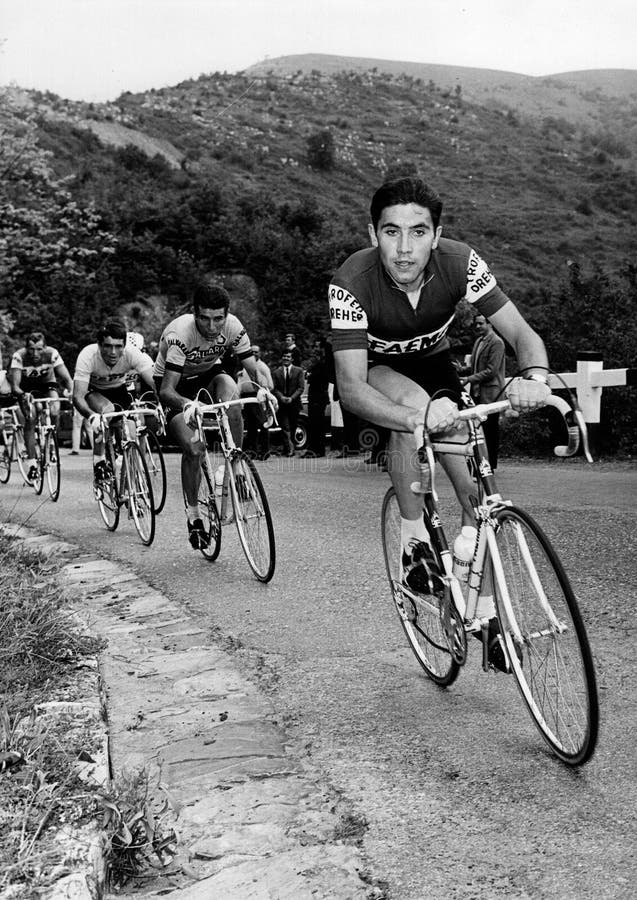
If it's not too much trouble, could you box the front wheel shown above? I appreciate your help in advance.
[381,487,460,686]
[44,431,61,501]
[230,452,275,582]
[491,506,599,766]
[124,443,155,546]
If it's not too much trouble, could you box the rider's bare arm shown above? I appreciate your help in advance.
[158,369,188,413]
[54,362,74,394]
[487,301,548,379]
[335,348,426,433]
[72,380,92,418]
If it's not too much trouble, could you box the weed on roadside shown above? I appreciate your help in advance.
[0,533,107,896]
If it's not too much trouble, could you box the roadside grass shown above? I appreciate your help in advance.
[0,532,105,897]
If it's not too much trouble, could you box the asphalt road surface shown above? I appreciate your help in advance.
[2,449,635,899]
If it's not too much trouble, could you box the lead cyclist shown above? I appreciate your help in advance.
[329,176,551,671]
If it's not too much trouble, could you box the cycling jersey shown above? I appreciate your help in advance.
[10,346,64,383]
[153,313,252,380]
[74,344,153,392]
[328,238,509,363]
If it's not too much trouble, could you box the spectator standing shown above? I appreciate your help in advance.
[284,333,302,367]
[458,314,507,468]
[302,338,330,458]
[272,351,305,457]
[238,344,274,459]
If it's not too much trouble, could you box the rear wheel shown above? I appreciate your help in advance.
[197,459,222,561]
[381,487,460,686]
[96,444,120,531]
[492,506,598,765]
[0,438,10,483]
[230,452,275,582]
[125,443,155,546]
[44,431,61,501]
[140,430,167,514]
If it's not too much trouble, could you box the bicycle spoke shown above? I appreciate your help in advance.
[381,488,459,686]
[125,443,155,546]
[230,452,275,582]
[493,507,598,765]
[45,432,61,501]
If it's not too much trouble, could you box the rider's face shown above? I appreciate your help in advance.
[99,337,126,366]
[27,341,45,361]
[195,306,227,339]
[369,203,442,293]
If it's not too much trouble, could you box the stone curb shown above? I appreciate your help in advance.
[1,524,386,900]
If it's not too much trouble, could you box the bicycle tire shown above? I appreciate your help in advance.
[44,431,61,501]
[230,452,275,582]
[32,438,44,495]
[96,442,120,532]
[15,427,29,484]
[491,505,599,765]
[381,487,460,686]
[124,443,155,546]
[197,459,222,561]
[0,439,10,483]
[141,430,167,514]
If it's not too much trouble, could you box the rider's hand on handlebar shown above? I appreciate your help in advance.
[420,397,461,434]
[87,413,102,434]
[505,377,551,412]
[182,400,200,429]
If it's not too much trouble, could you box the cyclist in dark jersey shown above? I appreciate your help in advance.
[8,332,73,482]
[329,177,551,668]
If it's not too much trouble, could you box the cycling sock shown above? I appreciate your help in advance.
[187,504,201,522]
[401,516,431,554]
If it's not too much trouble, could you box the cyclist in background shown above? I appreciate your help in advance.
[73,318,157,484]
[8,332,73,482]
[329,176,551,668]
[154,282,262,550]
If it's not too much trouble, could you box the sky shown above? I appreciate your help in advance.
[1,0,636,103]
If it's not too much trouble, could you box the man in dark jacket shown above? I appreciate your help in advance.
[459,315,506,468]
[272,351,305,456]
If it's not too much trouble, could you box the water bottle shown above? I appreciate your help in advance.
[214,464,225,501]
[452,525,477,586]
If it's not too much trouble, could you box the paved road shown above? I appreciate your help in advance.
[2,450,635,899]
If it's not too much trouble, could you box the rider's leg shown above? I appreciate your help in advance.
[211,373,243,446]
[170,413,205,508]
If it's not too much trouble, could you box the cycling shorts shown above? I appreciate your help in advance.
[369,348,463,403]
[21,380,59,398]
[155,366,225,422]
[86,384,133,410]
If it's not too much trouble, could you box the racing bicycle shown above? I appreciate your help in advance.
[129,395,168,514]
[381,392,599,766]
[92,406,159,546]
[30,396,68,501]
[189,391,276,582]
[0,404,29,485]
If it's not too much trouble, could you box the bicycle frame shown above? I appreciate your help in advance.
[412,394,591,655]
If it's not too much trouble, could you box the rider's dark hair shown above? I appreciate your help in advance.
[193,282,231,314]
[26,331,46,346]
[97,318,127,344]
[370,177,443,232]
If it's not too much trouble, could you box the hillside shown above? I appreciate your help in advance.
[22,57,637,301]
[247,54,637,134]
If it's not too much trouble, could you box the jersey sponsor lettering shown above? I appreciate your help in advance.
[328,284,368,329]
[465,250,497,302]
[10,347,63,382]
[154,313,251,378]
[367,314,455,355]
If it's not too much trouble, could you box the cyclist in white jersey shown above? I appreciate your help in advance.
[154,283,261,549]
[73,318,157,483]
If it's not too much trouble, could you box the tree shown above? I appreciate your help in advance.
[306,129,335,171]
[0,89,118,355]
